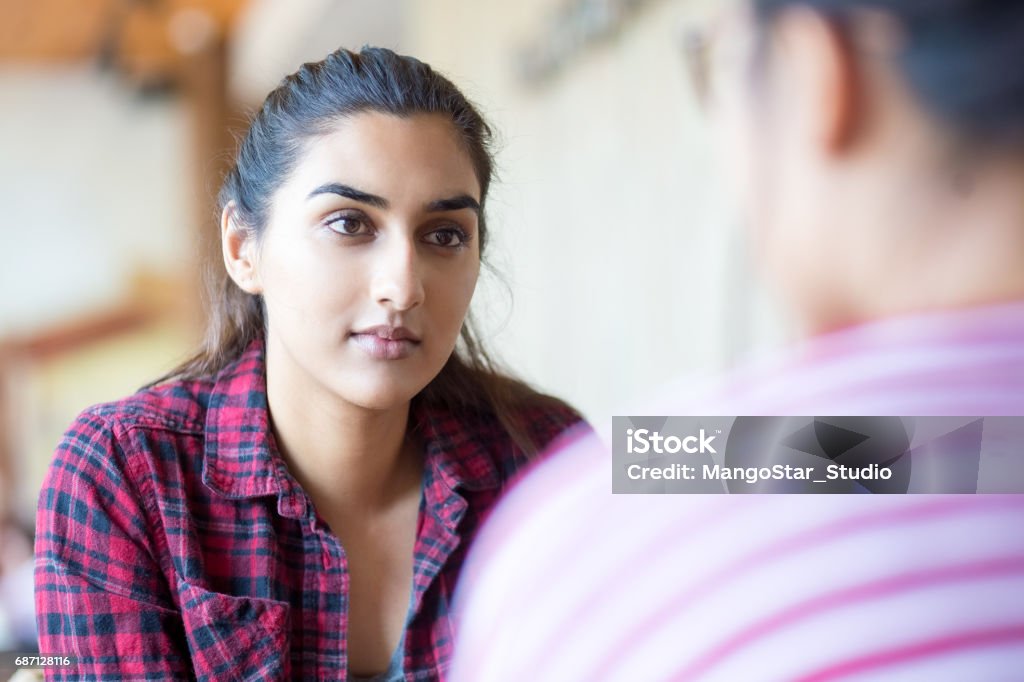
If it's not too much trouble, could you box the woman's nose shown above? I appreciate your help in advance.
[371,236,425,311]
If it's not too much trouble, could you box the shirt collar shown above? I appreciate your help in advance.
[202,334,284,501]
[790,298,1024,365]
[202,335,506,510]
[412,400,504,494]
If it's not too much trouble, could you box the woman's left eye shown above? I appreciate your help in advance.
[425,227,468,248]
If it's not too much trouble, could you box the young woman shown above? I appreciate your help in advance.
[35,47,586,681]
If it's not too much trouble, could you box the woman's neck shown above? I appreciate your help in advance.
[264,344,419,515]
[801,158,1024,337]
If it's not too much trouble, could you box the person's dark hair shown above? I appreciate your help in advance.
[152,46,571,454]
[753,0,1024,148]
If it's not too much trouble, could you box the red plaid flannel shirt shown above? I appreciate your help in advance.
[34,336,585,680]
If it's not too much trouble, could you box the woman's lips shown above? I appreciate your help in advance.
[348,327,419,358]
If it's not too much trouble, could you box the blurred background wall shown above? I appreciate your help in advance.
[0,0,785,652]
[403,0,785,417]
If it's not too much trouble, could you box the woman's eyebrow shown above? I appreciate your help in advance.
[307,182,389,208]
[427,194,481,214]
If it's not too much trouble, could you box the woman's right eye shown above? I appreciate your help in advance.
[326,214,372,236]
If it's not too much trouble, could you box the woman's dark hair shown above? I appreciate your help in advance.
[153,46,568,454]
[753,0,1024,147]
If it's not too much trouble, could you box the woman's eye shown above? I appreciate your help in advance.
[326,215,371,236]
[426,227,467,248]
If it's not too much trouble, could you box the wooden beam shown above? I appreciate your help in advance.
[0,306,156,363]
[0,0,250,69]
[0,0,110,63]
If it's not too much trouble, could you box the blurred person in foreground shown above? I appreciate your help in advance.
[452,0,1024,679]
[34,47,585,680]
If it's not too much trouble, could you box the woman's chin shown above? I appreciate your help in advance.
[334,378,428,412]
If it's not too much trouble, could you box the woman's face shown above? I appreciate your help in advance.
[244,112,482,410]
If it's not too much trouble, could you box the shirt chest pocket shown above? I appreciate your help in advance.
[179,582,292,681]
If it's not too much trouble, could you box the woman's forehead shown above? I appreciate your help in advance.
[284,111,482,202]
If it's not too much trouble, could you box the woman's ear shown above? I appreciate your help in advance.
[221,201,263,295]
[774,6,861,155]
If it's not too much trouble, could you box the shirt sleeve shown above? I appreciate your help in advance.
[34,409,193,681]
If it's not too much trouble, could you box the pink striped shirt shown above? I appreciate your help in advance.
[451,301,1024,681]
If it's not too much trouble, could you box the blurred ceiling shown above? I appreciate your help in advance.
[230,0,405,105]
[0,0,250,84]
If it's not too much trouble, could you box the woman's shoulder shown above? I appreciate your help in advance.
[44,376,220,523]
[452,375,590,462]
[53,375,219,477]
[511,390,589,453]
[72,374,216,438]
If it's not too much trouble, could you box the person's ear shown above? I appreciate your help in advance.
[221,201,263,295]
[773,6,860,155]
